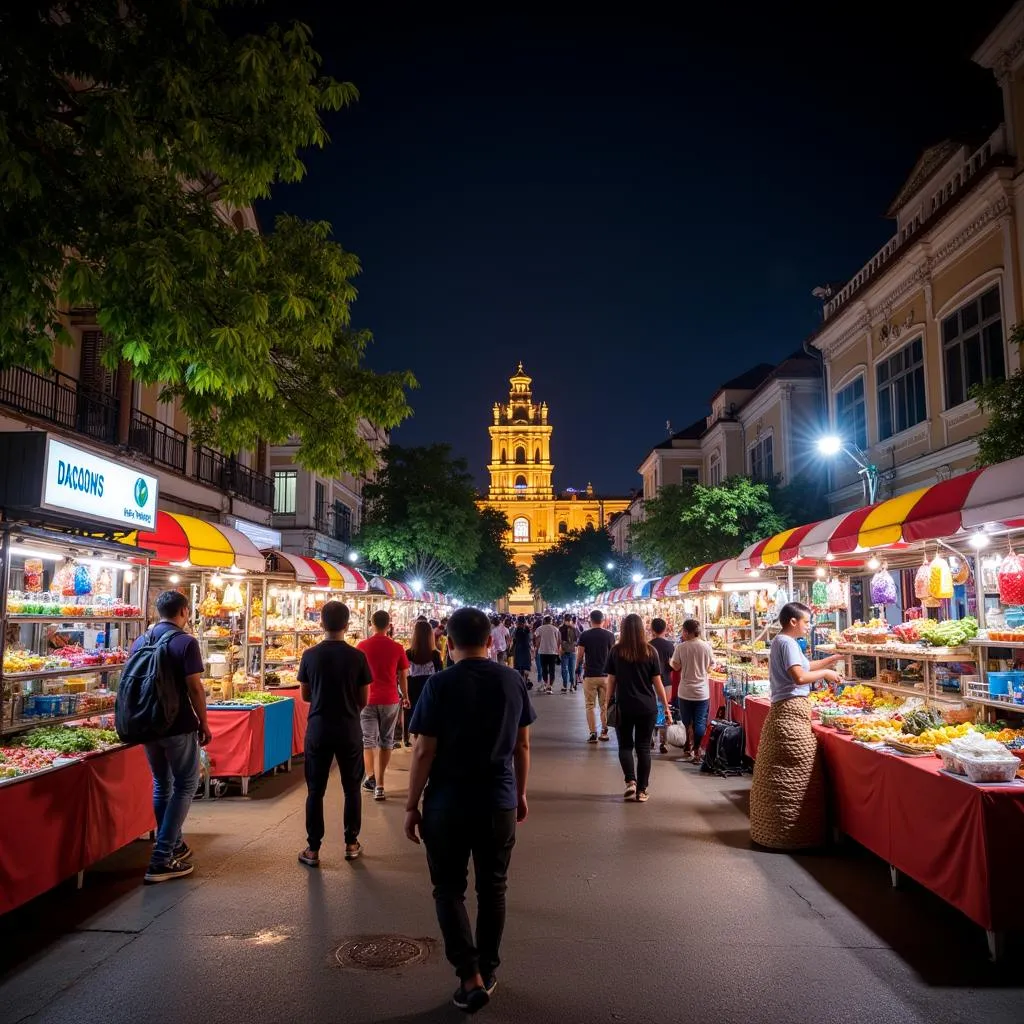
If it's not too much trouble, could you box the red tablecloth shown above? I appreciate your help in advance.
[744,695,770,759]
[206,706,265,778]
[0,745,155,915]
[813,727,1024,932]
[275,685,309,756]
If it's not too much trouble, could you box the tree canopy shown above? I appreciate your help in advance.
[629,477,789,570]
[528,525,619,606]
[0,0,413,475]
[973,324,1024,466]
[449,507,523,607]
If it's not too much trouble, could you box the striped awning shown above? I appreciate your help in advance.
[121,511,264,572]
[369,577,416,600]
[267,552,368,591]
[652,572,685,599]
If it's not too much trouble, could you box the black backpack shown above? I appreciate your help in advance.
[700,719,746,777]
[115,628,183,743]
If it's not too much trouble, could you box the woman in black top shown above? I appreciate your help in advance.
[512,615,534,689]
[403,619,444,744]
[605,613,672,802]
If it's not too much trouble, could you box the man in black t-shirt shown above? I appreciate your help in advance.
[405,607,536,1014]
[649,618,676,755]
[575,609,616,743]
[297,601,372,867]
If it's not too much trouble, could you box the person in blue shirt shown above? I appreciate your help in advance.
[405,606,536,1014]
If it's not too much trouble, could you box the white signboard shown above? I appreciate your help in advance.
[230,517,281,551]
[42,437,159,529]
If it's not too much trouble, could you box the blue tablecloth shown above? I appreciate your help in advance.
[261,697,294,771]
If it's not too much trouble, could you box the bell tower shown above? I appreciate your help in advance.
[487,363,554,499]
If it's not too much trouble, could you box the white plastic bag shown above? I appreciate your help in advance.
[666,723,689,748]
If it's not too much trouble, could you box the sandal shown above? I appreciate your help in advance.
[298,848,320,867]
[636,790,649,803]
[623,781,637,800]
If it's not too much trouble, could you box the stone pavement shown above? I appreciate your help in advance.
[2,691,1022,1024]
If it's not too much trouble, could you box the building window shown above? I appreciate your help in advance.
[314,481,327,532]
[748,436,773,482]
[681,467,700,485]
[708,454,722,487]
[558,520,567,534]
[500,448,507,463]
[515,446,526,464]
[273,471,297,515]
[942,286,1005,408]
[514,474,528,489]
[513,517,530,542]
[333,500,351,543]
[877,337,926,441]
[534,448,541,463]
[835,375,867,450]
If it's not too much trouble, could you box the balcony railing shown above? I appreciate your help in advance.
[0,365,118,445]
[128,410,187,474]
[194,446,274,511]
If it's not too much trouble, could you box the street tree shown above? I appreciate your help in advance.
[629,477,789,570]
[450,507,522,606]
[528,525,618,606]
[973,324,1024,466]
[0,0,413,475]
[353,445,482,589]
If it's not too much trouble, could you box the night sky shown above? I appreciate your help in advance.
[255,3,1010,494]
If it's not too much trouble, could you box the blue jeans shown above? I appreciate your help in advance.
[680,698,711,750]
[535,651,543,680]
[560,652,576,687]
[144,732,200,866]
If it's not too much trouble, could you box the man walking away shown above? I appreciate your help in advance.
[134,590,212,884]
[491,615,510,666]
[298,601,371,865]
[649,618,675,755]
[405,607,536,1014]
[535,614,561,694]
[670,619,715,763]
[357,610,410,801]
[558,613,578,693]
[576,609,615,744]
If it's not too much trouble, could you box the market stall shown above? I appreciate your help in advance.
[204,695,295,793]
[367,577,419,645]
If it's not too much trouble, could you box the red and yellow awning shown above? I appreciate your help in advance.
[121,511,265,572]
[369,577,417,601]
[269,552,368,591]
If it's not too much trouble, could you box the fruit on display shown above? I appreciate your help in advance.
[914,555,930,600]
[851,722,902,744]
[826,577,848,609]
[204,625,230,638]
[3,651,47,673]
[928,555,953,602]
[892,622,921,644]
[915,616,977,648]
[896,723,975,749]
[199,594,221,618]
[837,684,875,708]
[997,549,1024,607]
[221,581,245,612]
[870,567,898,606]
[0,746,62,775]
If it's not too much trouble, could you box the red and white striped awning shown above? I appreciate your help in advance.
[266,552,369,591]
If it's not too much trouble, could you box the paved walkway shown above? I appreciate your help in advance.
[2,692,1022,1024]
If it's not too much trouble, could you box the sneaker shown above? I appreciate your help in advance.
[172,841,193,862]
[482,975,498,996]
[587,732,598,744]
[599,730,610,742]
[344,843,362,861]
[298,848,320,867]
[374,787,386,801]
[561,687,568,693]
[636,790,649,803]
[404,740,412,748]
[362,775,376,792]
[452,985,489,1013]
[144,859,194,884]
[623,781,637,800]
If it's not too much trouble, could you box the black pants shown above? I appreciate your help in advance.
[402,677,428,742]
[540,653,558,684]
[304,730,363,848]
[422,805,517,981]
[616,710,657,791]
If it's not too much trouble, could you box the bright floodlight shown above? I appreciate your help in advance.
[348,550,359,562]
[631,572,642,583]
[968,531,991,550]
[606,562,614,570]
[817,435,843,456]
[411,579,423,593]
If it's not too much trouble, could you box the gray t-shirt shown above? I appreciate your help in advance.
[670,638,714,701]
[536,623,561,656]
[769,634,810,703]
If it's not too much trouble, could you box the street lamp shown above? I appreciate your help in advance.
[348,550,359,563]
[817,434,880,506]
[631,572,643,583]
[411,579,423,594]
[606,562,615,571]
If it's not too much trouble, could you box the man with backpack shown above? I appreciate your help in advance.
[558,613,579,693]
[123,590,211,885]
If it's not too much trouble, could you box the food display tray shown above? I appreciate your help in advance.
[885,739,935,756]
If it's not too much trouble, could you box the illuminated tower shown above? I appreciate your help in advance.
[487,363,553,499]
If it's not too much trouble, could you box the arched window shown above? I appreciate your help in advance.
[500,448,507,464]
[513,517,530,542]
[515,446,526,464]
[514,474,528,490]
[513,406,527,422]
[534,448,541,463]
[558,520,567,534]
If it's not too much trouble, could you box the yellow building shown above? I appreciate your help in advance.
[480,364,629,613]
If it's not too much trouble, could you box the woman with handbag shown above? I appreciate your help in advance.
[604,614,672,802]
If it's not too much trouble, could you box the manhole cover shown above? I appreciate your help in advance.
[334,935,431,970]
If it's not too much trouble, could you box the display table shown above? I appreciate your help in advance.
[261,698,294,772]
[274,685,309,756]
[206,702,295,793]
[0,745,155,915]
[813,727,1024,955]
[744,695,770,759]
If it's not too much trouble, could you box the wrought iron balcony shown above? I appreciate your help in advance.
[0,365,118,445]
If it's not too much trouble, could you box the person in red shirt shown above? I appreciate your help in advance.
[358,609,411,801]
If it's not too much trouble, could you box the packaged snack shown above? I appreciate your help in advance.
[997,550,1024,607]
[927,555,953,601]
[870,567,897,606]
[23,559,43,593]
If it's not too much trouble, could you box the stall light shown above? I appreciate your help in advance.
[749,569,761,578]
[631,572,642,583]
[210,573,223,587]
[411,580,424,593]
[606,562,614,570]
[825,552,834,561]
[348,551,359,563]
[815,566,826,578]
[10,546,64,561]
[867,556,880,570]
[968,531,991,550]
[168,573,181,584]
[124,569,135,584]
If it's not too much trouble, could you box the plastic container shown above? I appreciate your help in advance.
[987,671,1024,697]
[959,752,1020,784]
[935,744,965,775]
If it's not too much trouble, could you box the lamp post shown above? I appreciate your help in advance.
[817,435,880,506]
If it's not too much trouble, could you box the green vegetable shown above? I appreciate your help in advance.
[916,616,978,648]
[233,691,286,705]
[14,726,100,753]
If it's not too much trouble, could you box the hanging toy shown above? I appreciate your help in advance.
[870,564,898,606]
